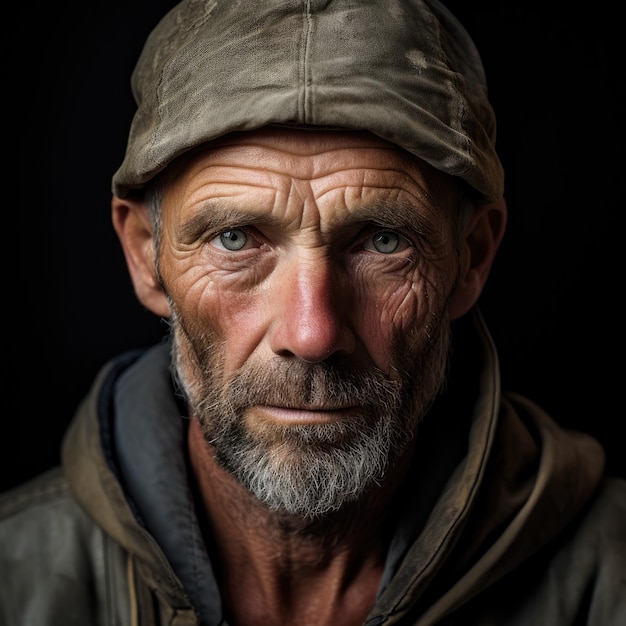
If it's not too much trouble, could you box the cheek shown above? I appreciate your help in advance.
[164,258,269,373]
[353,264,452,372]
[356,282,419,371]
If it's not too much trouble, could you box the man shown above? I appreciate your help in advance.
[1,0,624,625]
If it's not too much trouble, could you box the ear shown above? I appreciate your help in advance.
[111,195,170,318]
[448,198,507,320]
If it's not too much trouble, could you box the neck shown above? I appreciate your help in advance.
[187,418,411,625]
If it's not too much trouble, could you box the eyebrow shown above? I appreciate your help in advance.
[177,197,438,243]
[346,200,436,235]
[177,203,282,243]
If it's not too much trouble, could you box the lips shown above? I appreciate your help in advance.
[248,405,359,424]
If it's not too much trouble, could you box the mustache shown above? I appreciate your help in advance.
[216,358,403,414]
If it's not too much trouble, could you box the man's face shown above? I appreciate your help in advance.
[156,128,462,518]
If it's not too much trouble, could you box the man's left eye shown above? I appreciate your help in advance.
[362,230,410,254]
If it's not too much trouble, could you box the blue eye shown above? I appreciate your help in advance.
[214,228,248,251]
[364,231,403,254]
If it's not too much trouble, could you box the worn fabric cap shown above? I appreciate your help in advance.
[112,0,504,202]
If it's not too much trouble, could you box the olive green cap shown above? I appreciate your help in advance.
[112,0,504,202]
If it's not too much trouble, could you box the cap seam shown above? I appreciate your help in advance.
[301,0,313,123]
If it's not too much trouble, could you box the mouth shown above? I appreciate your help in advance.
[250,405,359,425]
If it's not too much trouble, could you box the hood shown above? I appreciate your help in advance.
[373,310,605,624]
[61,343,197,613]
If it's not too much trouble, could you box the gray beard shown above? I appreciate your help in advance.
[170,311,451,520]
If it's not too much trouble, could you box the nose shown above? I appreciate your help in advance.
[269,258,356,362]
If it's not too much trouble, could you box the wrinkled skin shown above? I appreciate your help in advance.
[160,129,462,514]
[113,126,492,514]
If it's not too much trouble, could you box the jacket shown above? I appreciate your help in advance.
[1,311,625,625]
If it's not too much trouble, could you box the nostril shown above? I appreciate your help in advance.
[269,306,356,363]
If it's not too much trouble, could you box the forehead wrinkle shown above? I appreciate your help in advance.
[312,160,438,201]
[193,142,413,184]
[284,177,324,232]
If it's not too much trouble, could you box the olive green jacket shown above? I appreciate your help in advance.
[1,313,625,625]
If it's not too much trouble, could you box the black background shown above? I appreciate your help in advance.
[3,1,624,491]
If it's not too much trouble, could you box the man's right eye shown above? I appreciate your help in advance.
[211,228,249,251]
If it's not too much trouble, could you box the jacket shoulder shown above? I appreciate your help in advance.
[573,475,626,564]
[0,467,132,626]
[0,467,72,517]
